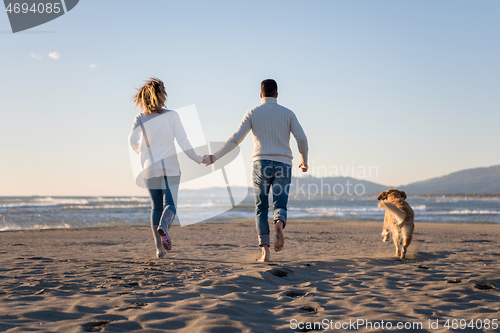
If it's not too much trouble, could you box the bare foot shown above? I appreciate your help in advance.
[257,245,270,262]
[274,220,285,252]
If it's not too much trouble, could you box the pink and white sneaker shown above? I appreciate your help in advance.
[157,227,172,252]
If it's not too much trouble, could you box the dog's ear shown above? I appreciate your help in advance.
[400,191,407,200]
[377,191,387,200]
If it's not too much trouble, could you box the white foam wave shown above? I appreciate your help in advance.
[434,197,500,203]
[91,197,150,203]
[177,202,217,209]
[285,206,386,218]
[302,207,382,213]
[65,204,150,210]
[1,197,90,209]
[0,197,152,210]
[448,210,500,215]
[0,222,72,232]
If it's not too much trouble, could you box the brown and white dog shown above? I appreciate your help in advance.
[377,189,415,259]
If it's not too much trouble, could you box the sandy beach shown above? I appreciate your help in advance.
[0,221,499,332]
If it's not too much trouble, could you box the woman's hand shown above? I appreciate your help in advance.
[202,155,217,166]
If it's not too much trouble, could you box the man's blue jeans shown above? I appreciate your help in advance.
[253,160,292,247]
[144,176,180,229]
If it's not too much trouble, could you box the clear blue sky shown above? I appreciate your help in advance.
[1,0,499,196]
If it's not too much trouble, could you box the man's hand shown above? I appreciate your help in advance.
[202,155,217,166]
[299,163,308,172]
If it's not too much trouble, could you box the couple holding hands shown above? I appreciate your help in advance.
[129,78,308,262]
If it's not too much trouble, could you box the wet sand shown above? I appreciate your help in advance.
[0,221,499,332]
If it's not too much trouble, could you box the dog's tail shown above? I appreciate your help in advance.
[379,201,406,225]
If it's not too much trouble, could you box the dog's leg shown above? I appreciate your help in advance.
[392,231,401,257]
[401,226,413,259]
[401,244,407,259]
[382,229,389,242]
[382,214,390,242]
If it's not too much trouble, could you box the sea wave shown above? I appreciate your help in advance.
[0,197,152,209]
[92,197,150,203]
[447,210,500,215]
[0,222,72,232]
[0,198,90,209]
[434,197,500,203]
[177,202,217,209]
[64,204,150,210]
[0,195,498,231]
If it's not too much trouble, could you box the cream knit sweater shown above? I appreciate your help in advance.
[214,97,308,166]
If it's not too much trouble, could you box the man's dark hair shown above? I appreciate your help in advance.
[261,79,278,97]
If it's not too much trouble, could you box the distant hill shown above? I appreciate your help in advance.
[401,165,500,195]
[289,176,388,196]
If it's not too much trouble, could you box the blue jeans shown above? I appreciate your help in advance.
[144,176,180,229]
[253,160,292,246]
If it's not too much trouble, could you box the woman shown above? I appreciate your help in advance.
[128,77,206,259]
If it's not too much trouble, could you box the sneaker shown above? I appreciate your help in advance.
[157,226,172,251]
[157,250,166,259]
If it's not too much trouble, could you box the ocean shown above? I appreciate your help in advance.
[1,190,499,231]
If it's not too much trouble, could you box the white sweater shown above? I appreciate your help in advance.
[214,97,308,166]
[128,109,203,178]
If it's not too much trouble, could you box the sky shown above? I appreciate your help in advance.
[1,0,499,196]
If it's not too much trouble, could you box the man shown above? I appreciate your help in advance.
[206,79,308,262]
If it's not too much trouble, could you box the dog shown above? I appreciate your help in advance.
[377,189,415,259]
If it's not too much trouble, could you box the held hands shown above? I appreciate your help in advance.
[202,155,217,166]
[299,163,308,172]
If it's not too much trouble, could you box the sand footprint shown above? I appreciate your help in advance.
[299,305,318,312]
[285,290,306,297]
[82,320,111,332]
[268,267,293,278]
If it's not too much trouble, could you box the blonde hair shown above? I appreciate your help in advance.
[134,77,167,115]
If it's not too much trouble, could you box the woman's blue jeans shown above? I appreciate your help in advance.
[144,176,180,229]
[253,160,292,247]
